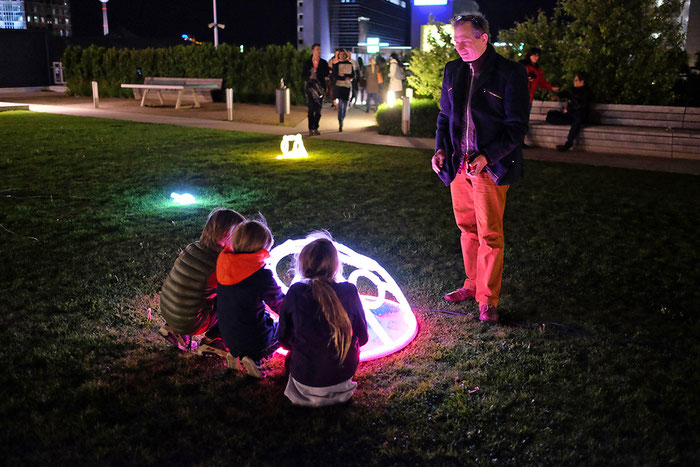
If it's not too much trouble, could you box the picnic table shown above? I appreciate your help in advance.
[121,77,222,109]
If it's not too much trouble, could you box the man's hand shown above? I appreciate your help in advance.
[432,149,446,174]
[467,155,488,178]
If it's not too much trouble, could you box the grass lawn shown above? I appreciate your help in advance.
[1,111,698,465]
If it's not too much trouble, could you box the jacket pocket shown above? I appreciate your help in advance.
[483,88,503,100]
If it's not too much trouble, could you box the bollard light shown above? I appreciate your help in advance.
[387,90,396,107]
[406,88,413,102]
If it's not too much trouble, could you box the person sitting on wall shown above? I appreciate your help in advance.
[545,72,594,152]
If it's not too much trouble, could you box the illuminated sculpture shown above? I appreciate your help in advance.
[266,237,418,361]
[277,134,308,159]
[170,192,196,205]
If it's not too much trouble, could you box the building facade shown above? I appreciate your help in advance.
[0,0,26,29]
[298,0,410,58]
[25,0,71,37]
[0,0,71,36]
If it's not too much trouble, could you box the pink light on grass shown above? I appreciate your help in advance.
[266,238,418,361]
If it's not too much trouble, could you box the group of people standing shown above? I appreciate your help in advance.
[301,44,406,135]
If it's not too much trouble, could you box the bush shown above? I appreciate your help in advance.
[62,43,310,105]
[498,0,688,105]
[376,98,439,138]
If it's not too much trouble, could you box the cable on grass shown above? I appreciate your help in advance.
[0,223,39,242]
[412,306,472,317]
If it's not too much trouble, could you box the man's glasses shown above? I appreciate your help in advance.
[452,14,487,33]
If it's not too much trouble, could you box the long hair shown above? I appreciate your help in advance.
[230,218,274,254]
[297,234,353,364]
[200,207,245,251]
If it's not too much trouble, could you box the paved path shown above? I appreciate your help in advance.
[1,92,698,175]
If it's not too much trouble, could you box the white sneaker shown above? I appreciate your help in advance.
[240,356,264,379]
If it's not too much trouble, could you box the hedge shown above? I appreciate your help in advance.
[375,98,439,138]
[61,43,309,105]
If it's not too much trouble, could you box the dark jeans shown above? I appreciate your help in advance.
[366,92,379,112]
[307,97,323,131]
[546,109,586,145]
[337,99,348,126]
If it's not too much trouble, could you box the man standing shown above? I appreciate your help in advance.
[432,14,529,323]
[301,44,330,136]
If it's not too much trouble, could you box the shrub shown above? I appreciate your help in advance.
[376,98,439,138]
[62,43,309,105]
[498,0,688,105]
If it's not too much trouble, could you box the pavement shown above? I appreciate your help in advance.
[1,89,698,175]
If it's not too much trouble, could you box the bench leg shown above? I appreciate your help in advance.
[175,90,183,109]
[157,90,164,105]
[140,88,148,107]
[192,89,200,108]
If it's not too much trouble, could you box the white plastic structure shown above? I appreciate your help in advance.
[266,237,418,361]
[170,192,196,205]
[277,134,308,159]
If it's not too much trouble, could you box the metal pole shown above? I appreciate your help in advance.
[226,88,233,121]
[212,0,218,49]
[92,81,100,108]
[401,96,410,135]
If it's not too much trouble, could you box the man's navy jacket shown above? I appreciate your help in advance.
[435,44,529,186]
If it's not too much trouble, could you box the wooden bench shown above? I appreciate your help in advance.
[528,101,700,160]
[121,77,222,109]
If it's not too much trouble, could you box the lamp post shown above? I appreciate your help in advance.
[99,0,109,35]
[208,0,225,48]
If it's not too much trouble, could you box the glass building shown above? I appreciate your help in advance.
[0,0,26,29]
[0,0,71,36]
[297,0,411,58]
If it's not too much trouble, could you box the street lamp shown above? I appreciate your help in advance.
[99,0,109,35]
[208,0,225,48]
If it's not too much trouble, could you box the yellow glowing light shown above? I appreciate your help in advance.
[276,134,309,160]
[387,91,396,107]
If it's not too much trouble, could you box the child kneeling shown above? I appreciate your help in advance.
[159,207,245,357]
[216,219,284,378]
[278,234,369,407]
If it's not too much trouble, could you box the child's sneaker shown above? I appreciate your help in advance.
[196,336,229,358]
[158,324,193,351]
[240,356,264,379]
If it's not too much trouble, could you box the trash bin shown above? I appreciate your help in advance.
[276,79,290,123]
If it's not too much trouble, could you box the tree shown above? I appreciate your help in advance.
[498,0,688,105]
[407,18,459,100]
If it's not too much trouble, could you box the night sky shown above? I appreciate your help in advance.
[68,0,558,45]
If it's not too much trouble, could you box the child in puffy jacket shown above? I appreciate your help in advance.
[278,233,368,406]
[216,219,284,378]
[159,207,245,357]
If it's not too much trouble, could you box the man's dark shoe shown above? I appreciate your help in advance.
[478,304,499,324]
[196,336,229,358]
[444,287,476,303]
[556,142,573,152]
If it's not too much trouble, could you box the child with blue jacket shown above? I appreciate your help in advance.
[216,219,284,378]
[278,233,369,406]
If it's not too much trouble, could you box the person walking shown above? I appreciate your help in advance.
[301,43,330,136]
[431,14,529,324]
[332,49,354,132]
[364,57,381,113]
[388,53,404,99]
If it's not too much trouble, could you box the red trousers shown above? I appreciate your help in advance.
[450,171,509,307]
